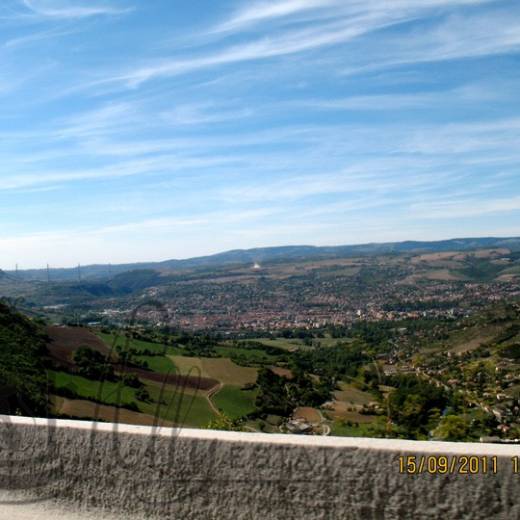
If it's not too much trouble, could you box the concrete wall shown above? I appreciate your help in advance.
[1,416,520,519]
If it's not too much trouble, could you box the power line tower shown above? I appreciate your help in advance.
[46,264,50,283]
[78,263,82,282]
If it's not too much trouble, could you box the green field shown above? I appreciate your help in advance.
[329,420,382,437]
[50,370,137,406]
[97,332,184,355]
[334,383,374,406]
[244,336,351,351]
[212,385,258,419]
[49,370,215,428]
[170,355,258,386]
[140,384,215,428]
[170,356,207,377]
[96,332,179,374]
[246,338,307,351]
[215,345,282,364]
[135,354,177,374]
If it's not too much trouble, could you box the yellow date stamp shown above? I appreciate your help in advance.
[398,455,498,475]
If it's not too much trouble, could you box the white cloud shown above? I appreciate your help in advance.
[103,22,365,87]
[0,0,518,268]
[0,153,242,191]
[20,0,130,19]
[215,0,336,32]
[83,1,514,90]
[52,102,139,139]
[342,9,520,75]
[292,83,503,111]
[411,196,520,219]
[217,159,457,204]
[160,102,253,126]
[216,0,497,33]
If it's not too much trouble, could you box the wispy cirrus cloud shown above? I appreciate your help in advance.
[214,0,336,32]
[2,26,75,48]
[160,102,253,126]
[87,0,515,91]
[216,0,497,33]
[411,196,520,219]
[291,83,501,111]
[0,0,519,267]
[0,152,244,191]
[341,8,520,76]
[104,17,393,88]
[19,0,131,19]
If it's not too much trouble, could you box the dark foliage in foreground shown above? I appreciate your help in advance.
[254,367,332,416]
[0,303,48,416]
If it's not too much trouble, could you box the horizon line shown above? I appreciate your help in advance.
[3,234,519,273]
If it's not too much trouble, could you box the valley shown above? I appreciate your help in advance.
[1,238,520,442]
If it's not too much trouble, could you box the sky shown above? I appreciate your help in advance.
[0,0,519,268]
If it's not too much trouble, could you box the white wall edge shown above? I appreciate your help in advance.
[2,414,519,455]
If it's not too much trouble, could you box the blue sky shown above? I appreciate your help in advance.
[0,0,519,268]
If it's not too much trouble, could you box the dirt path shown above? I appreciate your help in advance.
[206,382,224,416]
[315,409,331,436]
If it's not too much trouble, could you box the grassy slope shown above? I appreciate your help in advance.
[212,385,258,419]
[134,354,177,374]
[50,370,215,428]
[98,331,179,374]
[170,355,258,386]
[97,332,184,355]
[216,345,280,363]
[244,338,307,351]
[52,395,172,426]
[329,420,379,437]
[50,370,138,406]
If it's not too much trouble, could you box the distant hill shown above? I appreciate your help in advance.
[7,236,520,282]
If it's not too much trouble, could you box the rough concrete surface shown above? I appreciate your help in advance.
[0,416,520,519]
[0,496,121,520]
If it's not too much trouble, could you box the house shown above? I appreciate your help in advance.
[286,418,313,434]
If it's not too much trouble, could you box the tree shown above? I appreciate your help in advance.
[207,413,243,431]
[433,415,471,441]
[0,303,48,416]
[389,375,448,438]
[255,368,292,416]
[135,387,151,402]
[121,373,143,388]
[254,367,332,417]
[73,347,115,381]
